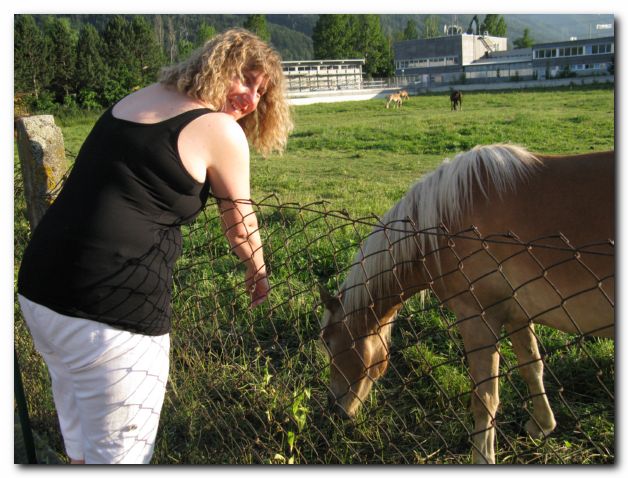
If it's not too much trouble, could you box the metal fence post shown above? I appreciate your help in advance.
[15,349,37,464]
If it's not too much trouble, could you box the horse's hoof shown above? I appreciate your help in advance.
[524,418,556,438]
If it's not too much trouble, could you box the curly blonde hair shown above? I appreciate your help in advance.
[159,28,292,156]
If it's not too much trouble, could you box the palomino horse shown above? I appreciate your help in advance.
[386,93,403,109]
[399,90,409,101]
[450,90,462,110]
[319,144,614,464]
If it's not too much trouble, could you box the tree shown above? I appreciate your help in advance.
[197,22,217,46]
[177,39,195,59]
[14,15,48,97]
[423,15,440,39]
[349,15,393,77]
[403,19,418,40]
[166,16,178,64]
[153,15,165,54]
[312,14,353,59]
[75,24,107,106]
[313,15,393,77]
[496,16,507,37]
[480,14,507,37]
[43,17,77,102]
[102,15,137,103]
[513,28,535,49]
[243,14,270,42]
[130,16,165,85]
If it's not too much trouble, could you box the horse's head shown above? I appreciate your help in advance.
[318,285,401,419]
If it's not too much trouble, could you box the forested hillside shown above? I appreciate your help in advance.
[14,13,614,114]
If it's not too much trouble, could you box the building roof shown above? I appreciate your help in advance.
[532,35,614,49]
[282,59,365,66]
[470,48,532,66]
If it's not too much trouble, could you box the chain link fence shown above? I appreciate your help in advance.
[14,156,614,464]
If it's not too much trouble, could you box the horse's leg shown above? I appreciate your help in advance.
[504,321,557,438]
[457,315,501,464]
[468,343,500,464]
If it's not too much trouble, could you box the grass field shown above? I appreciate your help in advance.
[14,84,615,464]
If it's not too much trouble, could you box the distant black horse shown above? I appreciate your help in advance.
[450,90,462,111]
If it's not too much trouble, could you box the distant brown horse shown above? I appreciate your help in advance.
[385,93,403,109]
[450,90,462,110]
[319,144,614,464]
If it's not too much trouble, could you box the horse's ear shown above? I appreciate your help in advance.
[369,303,403,335]
[318,284,341,312]
[380,303,402,327]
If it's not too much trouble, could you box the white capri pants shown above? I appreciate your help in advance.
[18,295,170,464]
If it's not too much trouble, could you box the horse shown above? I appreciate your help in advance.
[319,144,614,464]
[399,90,409,102]
[386,93,403,109]
[450,90,462,110]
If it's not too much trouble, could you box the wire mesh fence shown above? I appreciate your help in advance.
[14,168,614,464]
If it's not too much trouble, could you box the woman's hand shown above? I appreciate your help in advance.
[246,268,270,308]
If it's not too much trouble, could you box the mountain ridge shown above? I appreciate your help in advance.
[32,13,615,62]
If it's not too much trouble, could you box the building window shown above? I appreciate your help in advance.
[536,48,563,59]
[592,43,612,54]
[396,55,461,70]
[559,46,584,57]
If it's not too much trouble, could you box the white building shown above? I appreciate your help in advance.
[282,59,365,92]
[393,32,614,86]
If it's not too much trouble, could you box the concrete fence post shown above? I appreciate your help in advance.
[16,115,67,231]
[15,114,68,464]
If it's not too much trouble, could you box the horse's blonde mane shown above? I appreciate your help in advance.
[342,144,541,315]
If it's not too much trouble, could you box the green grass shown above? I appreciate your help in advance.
[14,84,614,464]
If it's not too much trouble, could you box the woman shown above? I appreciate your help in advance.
[17,28,292,464]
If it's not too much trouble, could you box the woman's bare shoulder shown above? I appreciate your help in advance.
[112,83,211,124]
[178,111,248,177]
[194,112,248,147]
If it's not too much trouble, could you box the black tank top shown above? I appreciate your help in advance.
[18,106,213,335]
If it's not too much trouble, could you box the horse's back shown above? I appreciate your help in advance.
[443,150,614,337]
[469,150,613,244]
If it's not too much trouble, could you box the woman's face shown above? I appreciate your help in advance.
[222,70,268,120]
